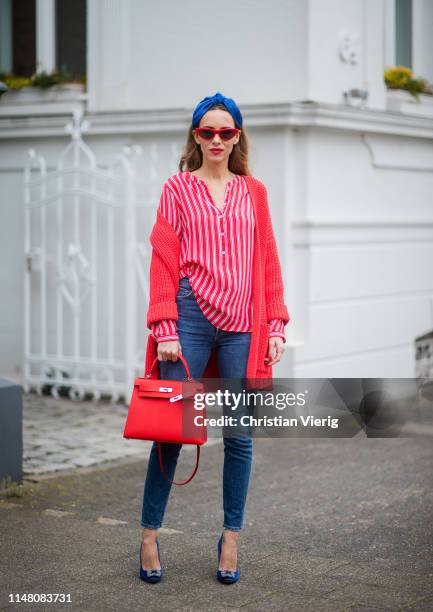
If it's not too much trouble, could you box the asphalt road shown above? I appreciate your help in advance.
[1,435,432,611]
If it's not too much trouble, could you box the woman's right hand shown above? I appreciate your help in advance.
[157,340,182,362]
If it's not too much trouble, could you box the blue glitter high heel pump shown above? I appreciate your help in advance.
[216,532,240,584]
[139,539,163,583]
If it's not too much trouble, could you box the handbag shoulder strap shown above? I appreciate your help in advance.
[157,443,200,486]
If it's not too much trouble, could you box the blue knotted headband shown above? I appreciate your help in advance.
[192,91,243,129]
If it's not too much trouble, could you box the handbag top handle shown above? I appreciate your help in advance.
[145,353,193,381]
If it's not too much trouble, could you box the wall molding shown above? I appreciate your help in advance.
[1,100,433,140]
[292,218,433,246]
[293,218,433,227]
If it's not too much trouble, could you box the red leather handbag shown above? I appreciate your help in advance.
[123,354,207,485]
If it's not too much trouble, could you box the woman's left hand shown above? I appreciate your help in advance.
[264,337,286,367]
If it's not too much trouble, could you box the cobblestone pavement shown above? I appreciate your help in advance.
[22,392,151,477]
[22,392,220,479]
[22,386,433,479]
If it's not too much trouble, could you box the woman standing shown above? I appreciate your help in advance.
[139,92,290,584]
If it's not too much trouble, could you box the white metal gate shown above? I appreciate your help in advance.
[23,109,175,402]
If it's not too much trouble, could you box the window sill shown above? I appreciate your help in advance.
[0,83,87,117]
[386,89,433,118]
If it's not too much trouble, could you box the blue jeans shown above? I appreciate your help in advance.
[141,276,253,531]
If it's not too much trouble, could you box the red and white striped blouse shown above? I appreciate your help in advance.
[150,170,286,343]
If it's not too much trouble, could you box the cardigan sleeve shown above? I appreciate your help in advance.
[147,185,181,339]
[146,183,182,329]
[263,184,290,325]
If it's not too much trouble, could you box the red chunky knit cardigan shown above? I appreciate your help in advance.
[144,175,290,389]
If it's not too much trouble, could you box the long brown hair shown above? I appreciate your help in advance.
[178,103,251,176]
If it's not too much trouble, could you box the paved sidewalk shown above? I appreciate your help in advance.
[21,386,432,479]
[22,393,149,476]
[1,433,432,611]
[22,393,222,478]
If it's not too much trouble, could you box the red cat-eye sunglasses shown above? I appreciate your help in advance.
[193,127,240,141]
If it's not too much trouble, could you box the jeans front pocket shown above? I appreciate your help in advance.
[176,278,194,300]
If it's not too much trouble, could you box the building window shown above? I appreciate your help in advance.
[56,0,86,78]
[0,0,37,76]
[12,0,36,75]
[0,0,86,78]
[395,0,412,68]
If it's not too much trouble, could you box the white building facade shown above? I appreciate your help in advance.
[0,0,433,394]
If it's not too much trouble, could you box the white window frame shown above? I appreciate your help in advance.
[384,0,396,69]
[36,0,55,73]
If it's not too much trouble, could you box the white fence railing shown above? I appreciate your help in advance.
[23,109,178,402]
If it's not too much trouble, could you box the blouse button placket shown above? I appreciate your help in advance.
[220,182,232,254]
[219,212,225,254]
